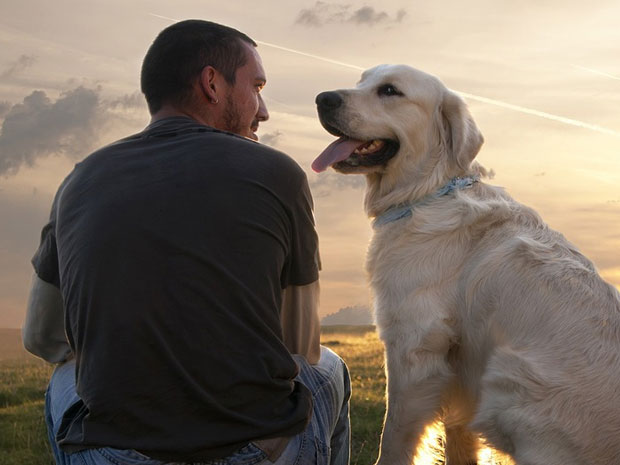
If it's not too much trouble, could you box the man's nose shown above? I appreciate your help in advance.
[257,94,269,122]
[315,91,343,110]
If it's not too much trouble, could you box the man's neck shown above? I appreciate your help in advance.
[149,105,212,127]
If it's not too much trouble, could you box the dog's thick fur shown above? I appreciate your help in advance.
[316,65,620,465]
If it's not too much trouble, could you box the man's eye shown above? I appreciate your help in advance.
[377,84,403,97]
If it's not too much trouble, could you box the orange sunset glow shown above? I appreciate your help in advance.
[1,0,619,331]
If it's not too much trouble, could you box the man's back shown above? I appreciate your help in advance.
[35,117,318,461]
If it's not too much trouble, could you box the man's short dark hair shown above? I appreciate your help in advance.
[141,20,257,114]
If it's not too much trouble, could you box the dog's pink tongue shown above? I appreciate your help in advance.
[312,137,364,173]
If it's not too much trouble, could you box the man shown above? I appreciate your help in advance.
[23,19,350,465]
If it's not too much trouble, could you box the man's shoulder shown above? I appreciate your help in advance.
[240,139,305,174]
[144,117,304,172]
[69,118,308,183]
[198,129,307,179]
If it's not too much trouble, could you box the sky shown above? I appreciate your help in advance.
[1,0,620,328]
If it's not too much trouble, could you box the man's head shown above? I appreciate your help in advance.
[141,20,269,140]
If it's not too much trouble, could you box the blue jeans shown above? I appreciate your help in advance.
[45,346,351,465]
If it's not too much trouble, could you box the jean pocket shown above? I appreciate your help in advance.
[219,443,267,465]
[95,447,163,465]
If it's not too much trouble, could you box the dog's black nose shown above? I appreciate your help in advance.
[316,91,343,110]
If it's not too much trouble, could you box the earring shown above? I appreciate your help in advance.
[211,98,218,104]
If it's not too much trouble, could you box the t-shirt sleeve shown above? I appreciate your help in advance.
[32,194,61,289]
[281,173,321,288]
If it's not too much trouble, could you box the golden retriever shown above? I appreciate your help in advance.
[312,65,620,465]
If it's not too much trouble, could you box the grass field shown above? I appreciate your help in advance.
[0,326,510,465]
[0,329,55,465]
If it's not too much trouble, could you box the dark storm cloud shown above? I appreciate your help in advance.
[1,54,37,79]
[296,2,406,27]
[0,87,145,176]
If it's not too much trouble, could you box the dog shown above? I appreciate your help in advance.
[312,65,620,465]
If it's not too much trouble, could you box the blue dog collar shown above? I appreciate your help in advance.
[372,175,480,229]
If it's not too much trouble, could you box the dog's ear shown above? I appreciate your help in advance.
[439,90,484,170]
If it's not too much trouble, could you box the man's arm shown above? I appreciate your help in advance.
[22,273,72,363]
[281,280,321,365]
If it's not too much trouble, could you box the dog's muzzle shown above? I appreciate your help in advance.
[315,92,346,137]
[316,91,343,111]
[312,90,400,173]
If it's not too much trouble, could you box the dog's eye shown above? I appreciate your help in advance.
[377,84,403,97]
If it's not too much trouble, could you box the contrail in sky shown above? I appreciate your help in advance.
[149,13,180,23]
[148,14,363,71]
[571,65,620,82]
[254,40,365,72]
[456,92,620,137]
[148,13,620,138]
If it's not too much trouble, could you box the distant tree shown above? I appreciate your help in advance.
[321,305,373,326]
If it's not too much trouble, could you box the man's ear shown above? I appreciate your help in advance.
[439,90,484,170]
[199,66,220,104]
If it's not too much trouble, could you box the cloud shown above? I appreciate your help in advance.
[0,87,146,177]
[349,6,406,25]
[1,54,36,79]
[0,87,102,176]
[260,130,282,147]
[107,92,146,110]
[310,171,366,197]
[295,2,406,27]
[295,6,326,27]
[0,101,10,119]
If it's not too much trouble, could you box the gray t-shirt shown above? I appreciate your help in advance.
[32,117,320,462]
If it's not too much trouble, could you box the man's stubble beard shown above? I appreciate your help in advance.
[223,94,243,137]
